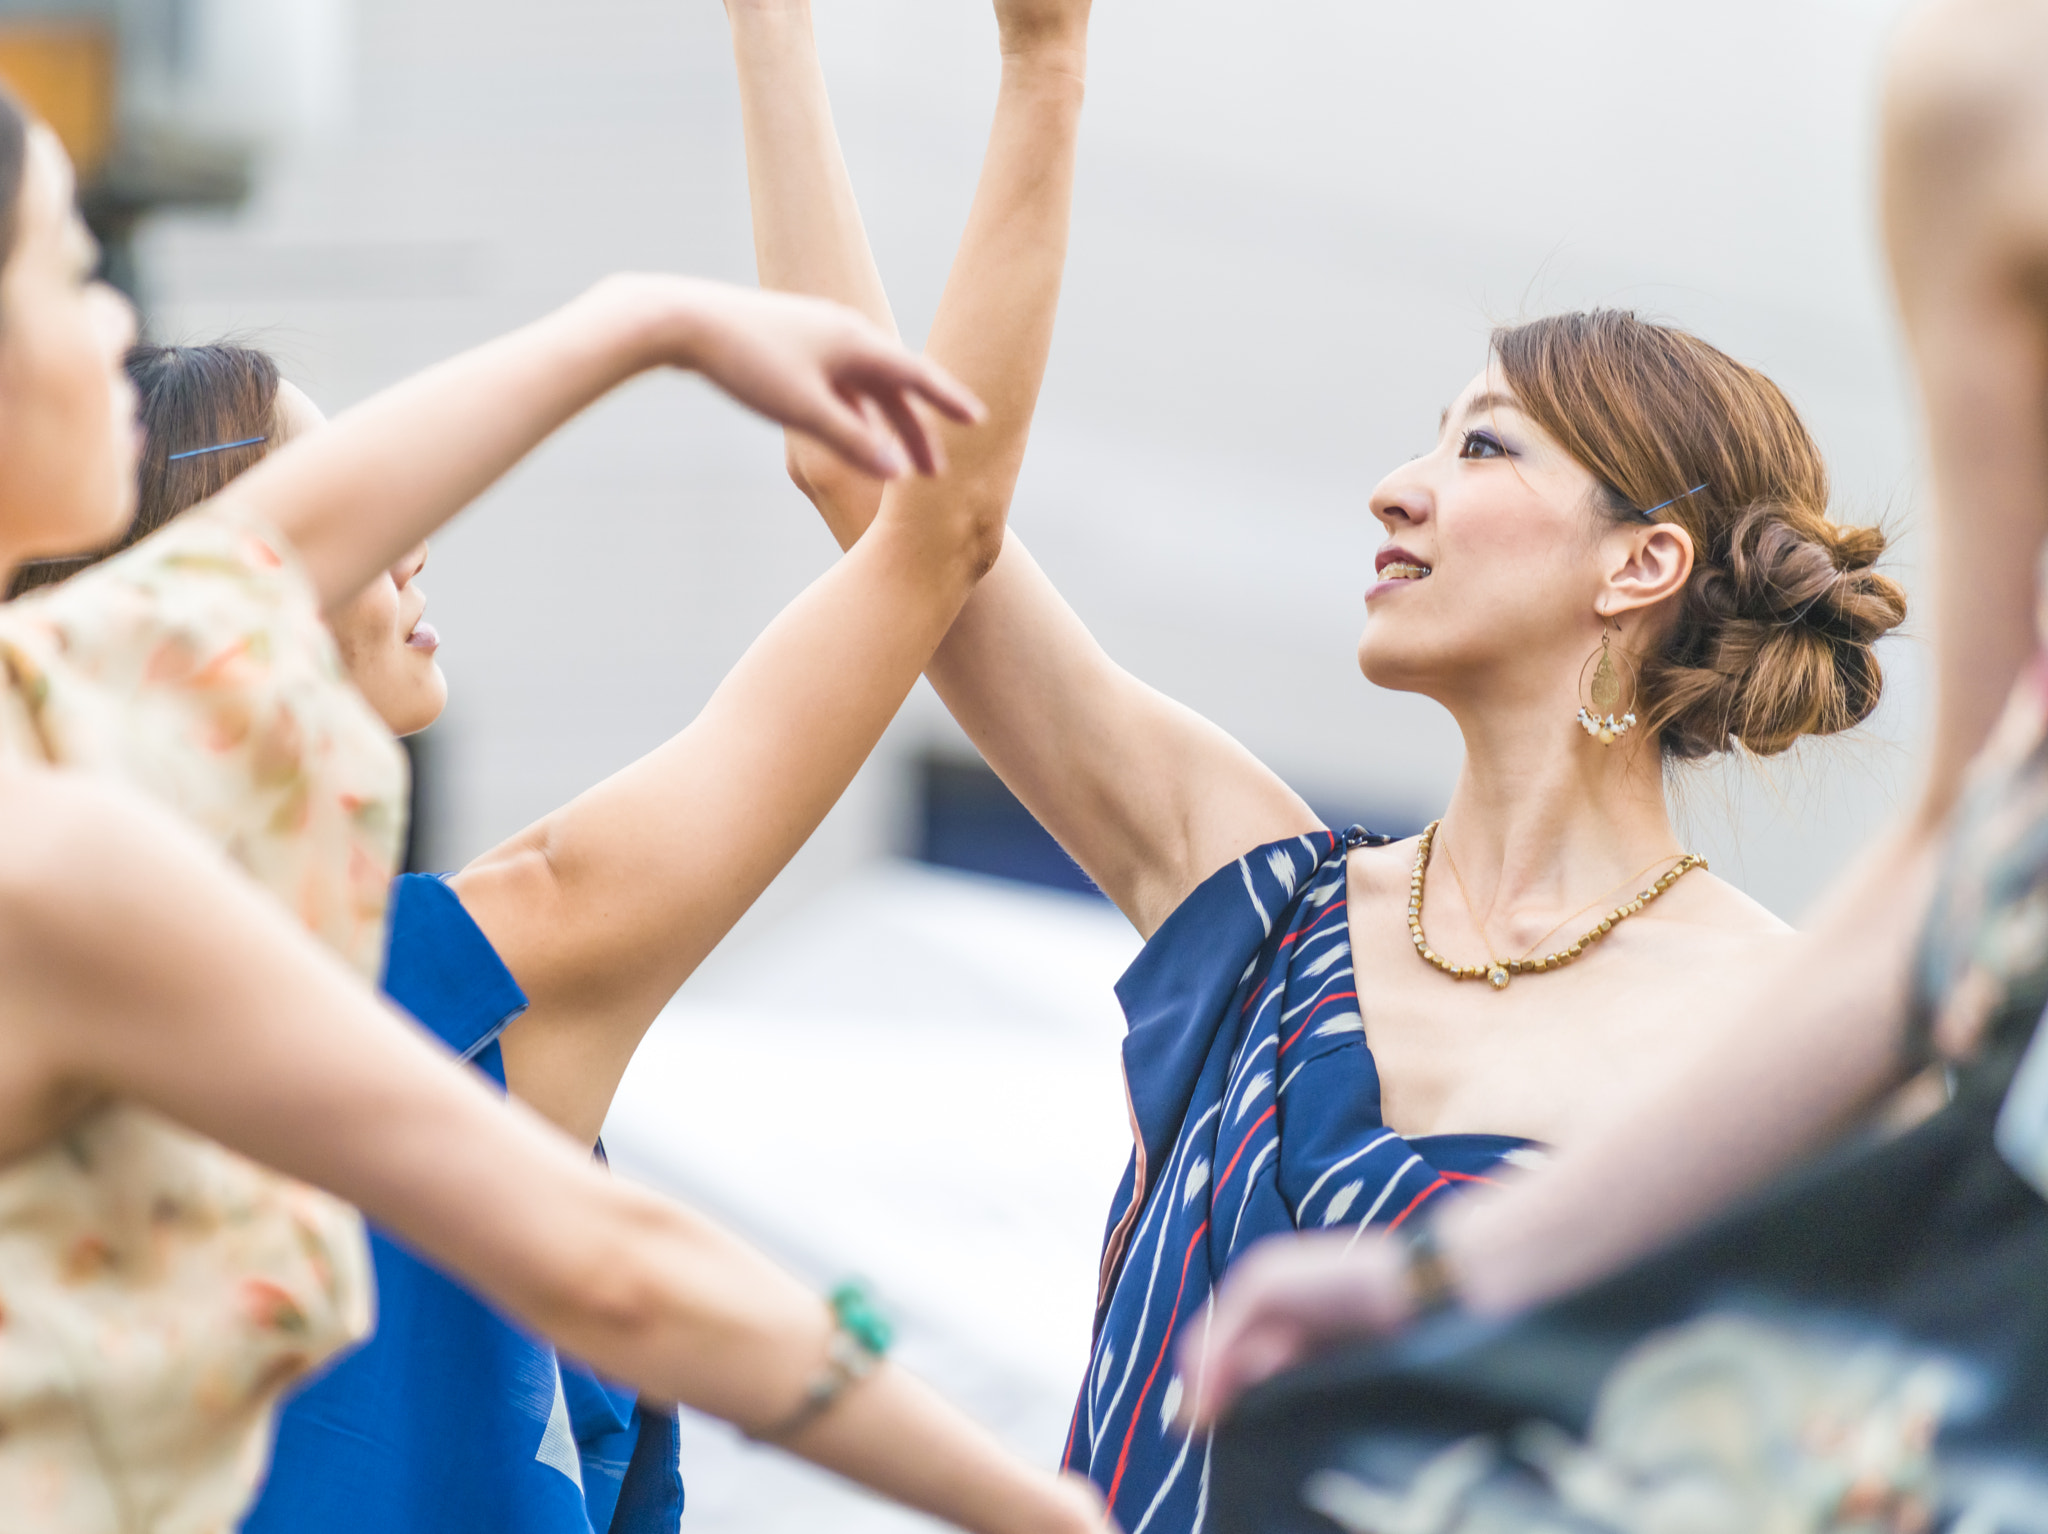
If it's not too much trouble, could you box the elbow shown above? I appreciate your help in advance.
[918,481,1009,584]
[785,444,872,553]
[958,491,1008,582]
[522,1186,816,1423]
[532,1192,684,1358]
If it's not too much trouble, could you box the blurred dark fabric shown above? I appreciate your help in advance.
[1211,1024,2048,1534]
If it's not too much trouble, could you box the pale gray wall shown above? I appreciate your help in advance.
[140,0,1927,929]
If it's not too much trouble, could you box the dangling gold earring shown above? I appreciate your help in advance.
[1576,618,1638,746]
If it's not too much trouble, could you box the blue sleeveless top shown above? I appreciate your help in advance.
[1063,829,1532,1534]
[242,873,684,1534]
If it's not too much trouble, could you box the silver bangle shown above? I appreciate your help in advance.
[750,1283,892,1443]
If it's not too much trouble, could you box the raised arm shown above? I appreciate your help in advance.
[1182,0,2048,1425]
[450,434,1009,1143]
[0,764,1099,1534]
[204,275,981,615]
[446,2,1108,1144]
[730,0,1317,935]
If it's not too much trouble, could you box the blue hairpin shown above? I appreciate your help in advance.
[1637,481,1709,521]
[166,435,267,462]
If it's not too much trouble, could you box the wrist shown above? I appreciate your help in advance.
[998,35,1089,86]
[1429,1199,1526,1319]
[576,272,722,378]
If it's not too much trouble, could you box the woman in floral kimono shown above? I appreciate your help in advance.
[0,86,1112,1534]
[725,1,1914,1530]
[20,0,1104,1500]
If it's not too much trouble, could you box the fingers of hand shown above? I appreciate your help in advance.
[903,356,986,425]
[873,388,944,478]
[810,385,907,480]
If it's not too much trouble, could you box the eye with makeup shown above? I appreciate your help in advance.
[1459,427,1510,461]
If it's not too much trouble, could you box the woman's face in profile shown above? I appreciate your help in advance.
[272,382,448,737]
[0,127,139,567]
[1356,366,1617,705]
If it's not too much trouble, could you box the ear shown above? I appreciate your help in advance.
[1598,521,1695,620]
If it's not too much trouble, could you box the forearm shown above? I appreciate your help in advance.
[732,6,1088,533]
[206,275,706,612]
[730,2,898,335]
[1438,824,1938,1315]
[790,1365,1094,1534]
[729,0,900,531]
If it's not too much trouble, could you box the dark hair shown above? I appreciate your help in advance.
[1492,309,1909,760]
[9,342,280,596]
[0,87,24,273]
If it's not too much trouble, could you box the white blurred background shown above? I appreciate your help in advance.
[12,0,1934,1526]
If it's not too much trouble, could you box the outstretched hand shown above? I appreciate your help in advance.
[676,280,985,480]
[1175,1231,1420,1432]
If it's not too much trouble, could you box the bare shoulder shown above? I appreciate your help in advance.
[1344,835,1420,898]
[1653,867,1796,940]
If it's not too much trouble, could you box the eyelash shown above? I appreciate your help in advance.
[1459,429,1508,460]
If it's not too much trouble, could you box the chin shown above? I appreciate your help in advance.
[394,675,449,738]
[399,663,448,737]
[1356,625,1431,693]
[32,496,130,563]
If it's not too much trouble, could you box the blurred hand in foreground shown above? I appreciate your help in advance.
[1175,1230,1422,1432]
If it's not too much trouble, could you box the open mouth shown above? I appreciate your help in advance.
[1378,562,1431,582]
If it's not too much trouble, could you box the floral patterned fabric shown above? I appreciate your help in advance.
[0,511,403,1533]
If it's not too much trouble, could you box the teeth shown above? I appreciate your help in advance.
[1380,562,1431,581]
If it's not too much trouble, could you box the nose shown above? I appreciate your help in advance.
[392,542,429,587]
[1368,461,1433,534]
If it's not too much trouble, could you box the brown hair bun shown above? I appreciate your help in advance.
[1494,310,1908,760]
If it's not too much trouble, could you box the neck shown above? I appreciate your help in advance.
[1432,682,1681,931]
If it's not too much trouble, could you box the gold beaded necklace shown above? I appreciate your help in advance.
[1407,819,1706,991]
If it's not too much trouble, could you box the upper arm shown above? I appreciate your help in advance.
[446,839,642,1146]
[0,771,606,1319]
[922,535,1322,935]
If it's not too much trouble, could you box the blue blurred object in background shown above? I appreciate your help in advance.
[914,752,1422,897]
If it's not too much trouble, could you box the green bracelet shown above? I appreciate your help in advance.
[752,1280,894,1442]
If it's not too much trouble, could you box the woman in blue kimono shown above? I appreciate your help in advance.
[725,2,1914,1529]
[22,5,1096,1512]
[1181,0,2048,1422]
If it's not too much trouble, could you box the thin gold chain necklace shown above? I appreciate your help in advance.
[1441,842,1689,968]
[1409,819,1706,991]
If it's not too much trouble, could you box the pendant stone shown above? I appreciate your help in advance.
[1487,964,1510,990]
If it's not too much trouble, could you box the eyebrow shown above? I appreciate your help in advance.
[1438,391,1521,433]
